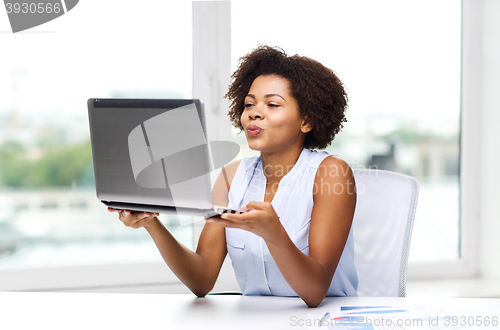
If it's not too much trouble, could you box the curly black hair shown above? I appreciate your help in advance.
[225,45,348,150]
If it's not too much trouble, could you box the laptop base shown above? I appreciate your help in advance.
[103,201,241,218]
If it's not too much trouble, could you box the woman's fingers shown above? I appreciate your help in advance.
[211,208,263,229]
[206,215,240,228]
[220,211,253,221]
[243,201,271,211]
[108,207,158,229]
[207,202,281,241]
[130,214,154,228]
[116,210,158,227]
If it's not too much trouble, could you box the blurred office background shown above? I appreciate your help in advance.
[0,0,499,297]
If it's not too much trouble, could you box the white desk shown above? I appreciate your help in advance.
[1,292,499,329]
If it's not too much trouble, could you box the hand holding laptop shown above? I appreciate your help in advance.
[108,207,159,229]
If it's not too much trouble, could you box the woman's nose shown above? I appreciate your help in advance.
[247,104,263,120]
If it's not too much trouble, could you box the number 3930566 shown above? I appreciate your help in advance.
[5,2,62,14]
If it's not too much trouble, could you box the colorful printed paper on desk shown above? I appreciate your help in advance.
[306,304,462,330]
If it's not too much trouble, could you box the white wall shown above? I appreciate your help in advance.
[478,0,500,278]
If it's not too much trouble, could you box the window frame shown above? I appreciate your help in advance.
[406,0,479,280]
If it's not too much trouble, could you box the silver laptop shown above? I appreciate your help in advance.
[87,98,241,218]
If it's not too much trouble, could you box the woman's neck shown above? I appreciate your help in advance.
[260,145,304,186]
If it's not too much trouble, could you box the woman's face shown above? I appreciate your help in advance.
[241,75,311,154]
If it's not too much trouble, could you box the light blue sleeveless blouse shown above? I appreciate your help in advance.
[226,148,358,297]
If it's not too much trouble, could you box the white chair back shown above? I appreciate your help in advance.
[352,169,419,297]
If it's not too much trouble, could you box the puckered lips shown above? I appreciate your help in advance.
[246,124,263,136]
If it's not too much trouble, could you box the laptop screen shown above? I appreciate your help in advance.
[88,99,213,209]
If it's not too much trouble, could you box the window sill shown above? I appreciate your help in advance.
[407,277,500,298]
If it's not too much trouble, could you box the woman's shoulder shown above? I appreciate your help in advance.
[320,154,351,169]
[301,149,351,173]
[315,154,354,183]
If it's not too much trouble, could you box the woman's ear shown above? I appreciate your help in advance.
[301,119,313,133]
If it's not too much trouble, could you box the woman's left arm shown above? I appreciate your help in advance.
[208,156,356,307]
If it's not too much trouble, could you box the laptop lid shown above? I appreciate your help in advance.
[88,98,214,210]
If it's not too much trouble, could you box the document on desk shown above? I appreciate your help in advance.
[306,304,473,330]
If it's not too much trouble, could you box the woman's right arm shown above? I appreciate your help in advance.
[109,160,241,297]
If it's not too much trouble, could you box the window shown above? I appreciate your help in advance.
[0,1,194,272]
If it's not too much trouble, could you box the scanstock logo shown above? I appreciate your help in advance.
[4,0,79,33]
[128,103,239,197]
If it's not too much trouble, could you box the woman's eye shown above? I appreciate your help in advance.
[244,103,254,108]
[268,103,280,108]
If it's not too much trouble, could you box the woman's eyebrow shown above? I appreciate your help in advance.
[265,93,286,101]
[246,93,286,101]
